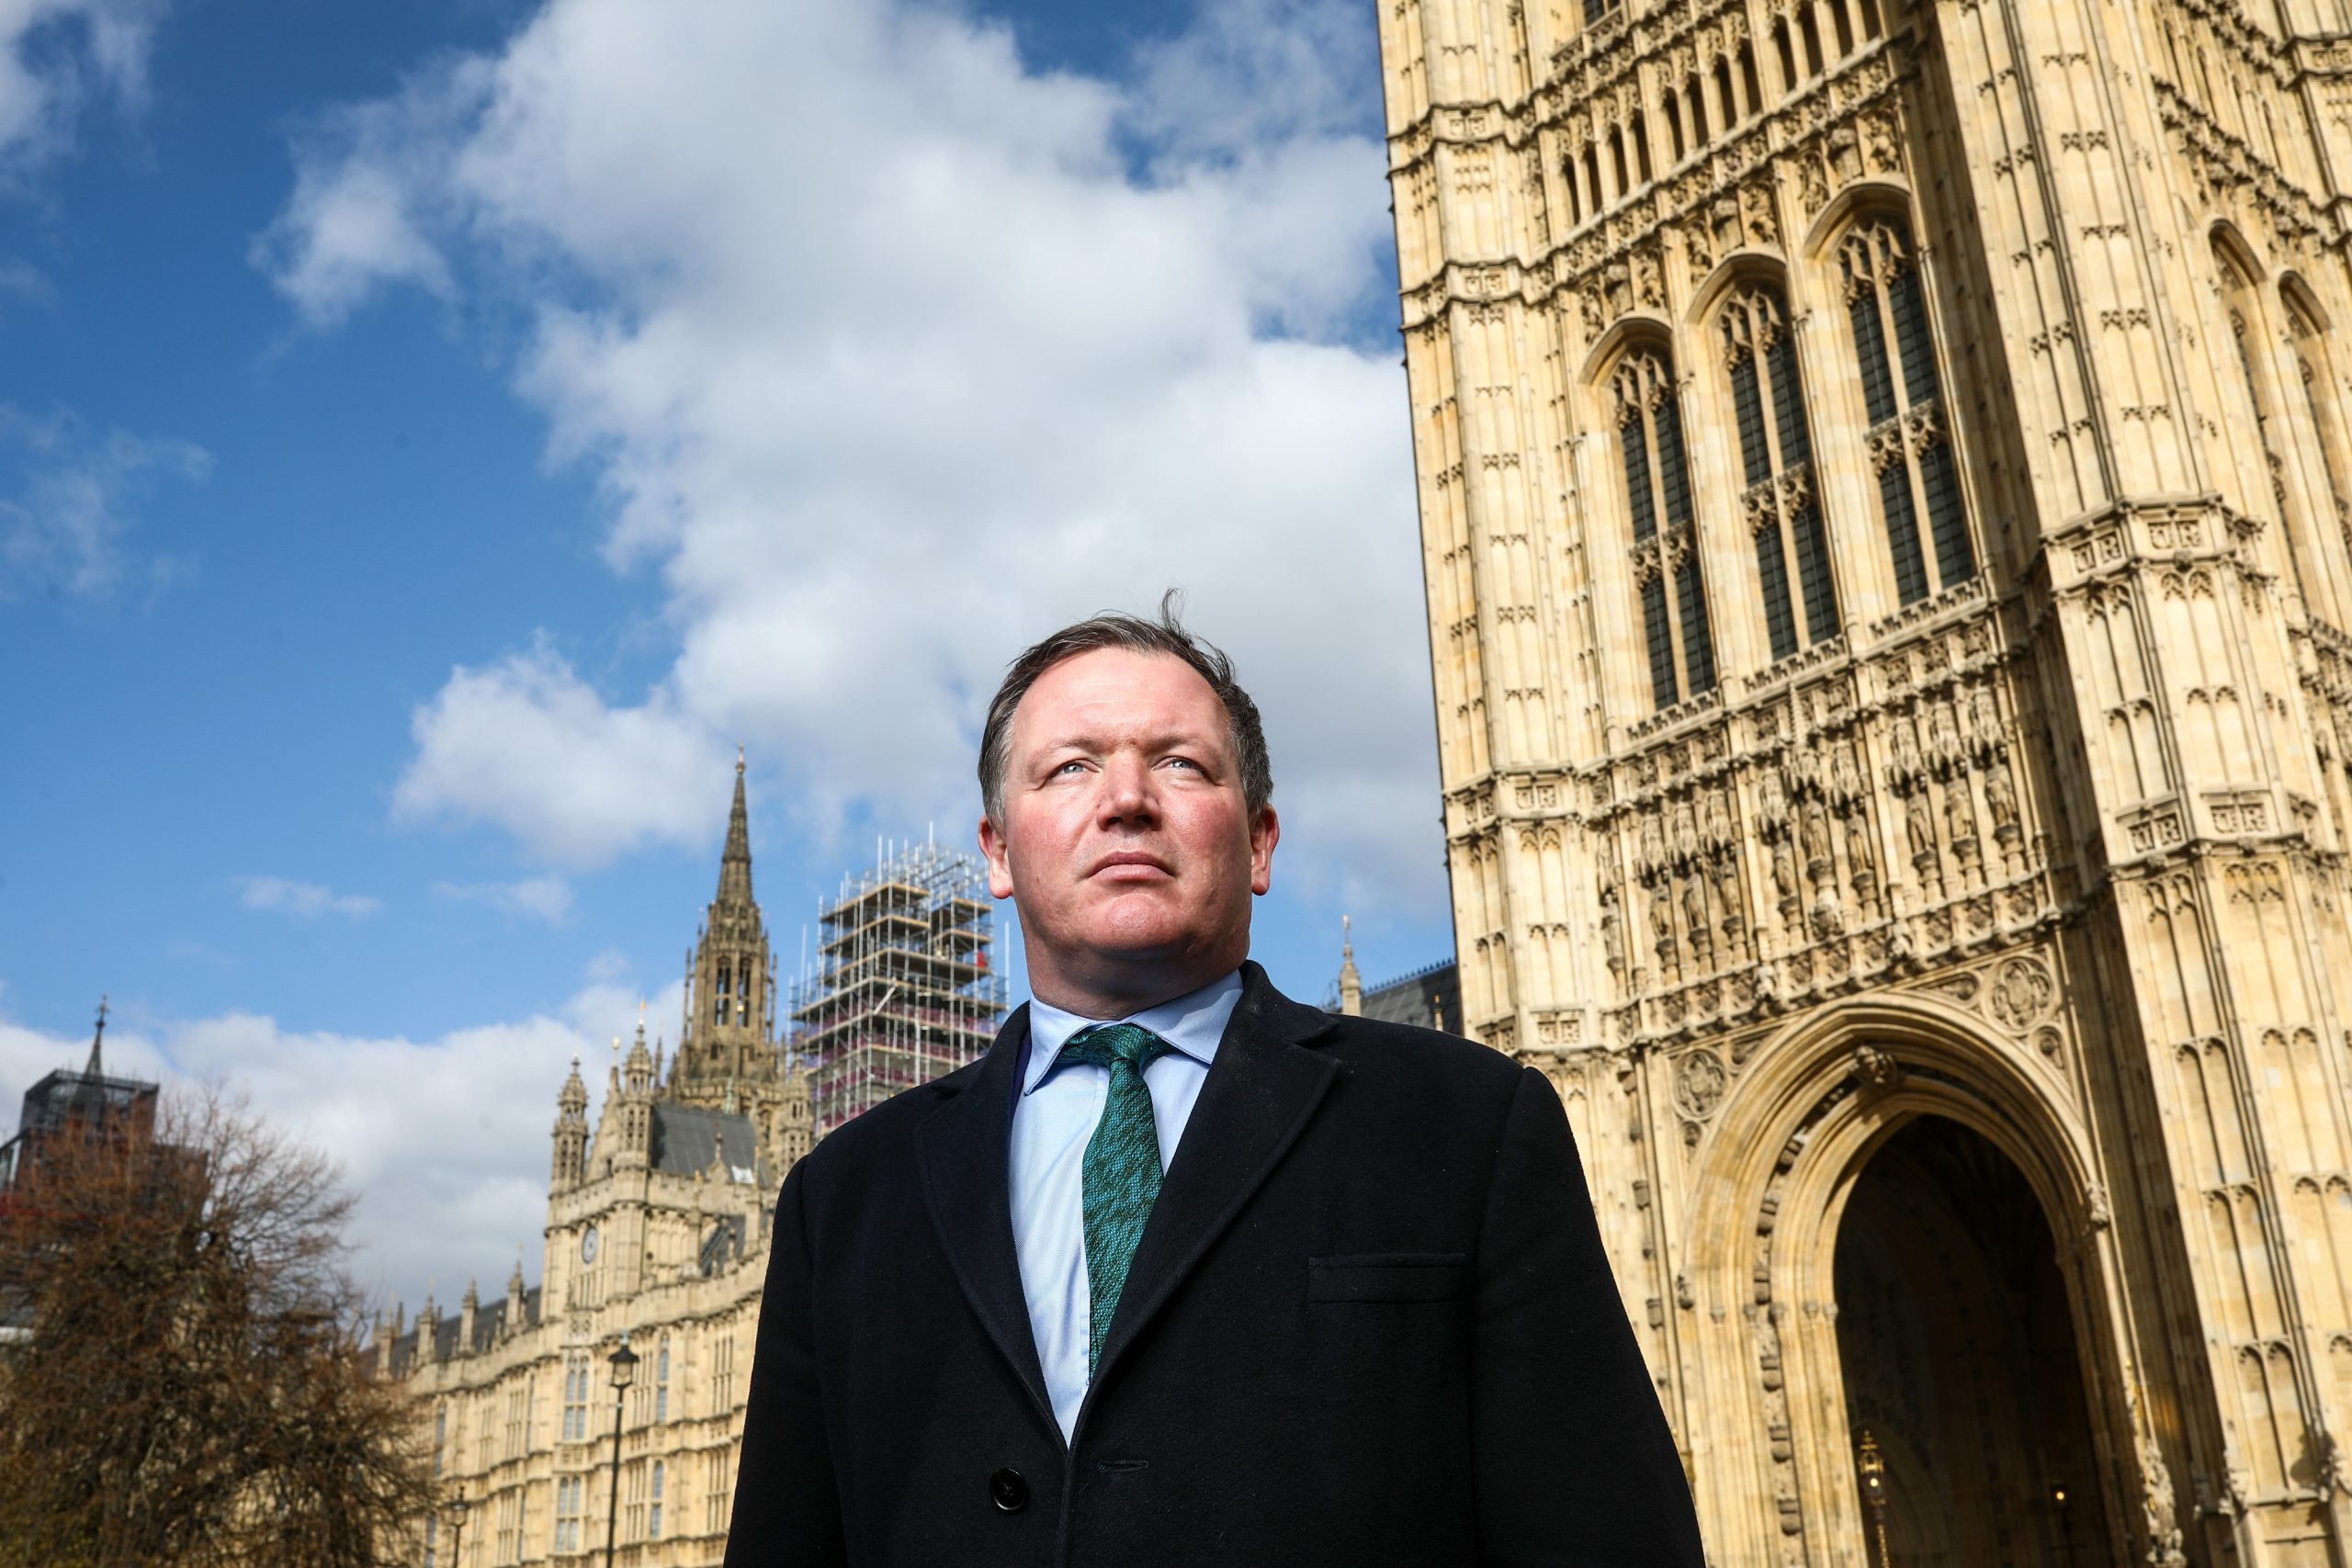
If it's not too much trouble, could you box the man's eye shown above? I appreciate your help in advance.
[1053,760,1090,776]
[1161,757,1202,772]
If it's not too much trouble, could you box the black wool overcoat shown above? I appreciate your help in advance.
[724,962,1705,1567]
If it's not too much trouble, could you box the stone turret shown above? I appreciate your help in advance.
[551,1055,589,1190]
[1338,915,1362,1017]
[507,1256,526,1327]
[458,1280,479,1356]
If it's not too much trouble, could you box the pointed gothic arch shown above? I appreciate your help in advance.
[1679,992,2130,1562]
[2211,226,2328,608]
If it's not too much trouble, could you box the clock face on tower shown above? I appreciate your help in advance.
[580,1224,600,1264]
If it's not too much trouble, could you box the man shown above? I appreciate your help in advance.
[727,607,1704,1565]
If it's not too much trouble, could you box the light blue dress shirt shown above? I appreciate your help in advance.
[1009,968,1244,1441]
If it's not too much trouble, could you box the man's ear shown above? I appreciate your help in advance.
[1248,805,1280,897]
[979,815,1016,900]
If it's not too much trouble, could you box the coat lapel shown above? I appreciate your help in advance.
[915,1004,1057,1436]
[1083,963,1339,1416]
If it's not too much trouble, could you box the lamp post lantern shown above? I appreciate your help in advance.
[442,1485,471,1568]
[605,1337,639,1568]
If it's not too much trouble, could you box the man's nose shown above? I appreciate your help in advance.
[1097,756,1158,822]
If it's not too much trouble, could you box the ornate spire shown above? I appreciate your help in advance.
[85,994,107,1078]
[718,747,753,906]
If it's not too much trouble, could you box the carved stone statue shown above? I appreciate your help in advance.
[1758,767,1788,829]
[1772,837,1800,903]
[1801,802,1833,868]
[1890,716,1922,779]
[1944,780,1976,846]
[1703,790,1734,852]
[1928,699,1962,769]
[1906,789,1938,862]
[1681,874,1709,939]
[1844,817,1877,881]
[1971,684,2002,749]
[1830,741,1862,807]
[1984,760,2019,831]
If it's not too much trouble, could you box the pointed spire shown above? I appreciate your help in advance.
[85,994,108,1078]
[718,748,753,906]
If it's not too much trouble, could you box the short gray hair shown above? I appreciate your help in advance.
[978,592,1272,825]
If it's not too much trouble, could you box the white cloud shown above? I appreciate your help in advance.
[0,967,690,1314]
[262,0,1442,915]
[0,408,208,602]
[433,874,577,925]
[0,0,164,176]
[235,875,384,920]
[392,637,727,866]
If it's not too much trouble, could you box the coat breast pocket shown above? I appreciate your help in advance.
[1306,1251,1469,1303]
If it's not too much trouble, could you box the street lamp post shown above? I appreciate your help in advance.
[605,1337,639,1568]
[1856,1429,1890,1568]
[442,1486,471,1568]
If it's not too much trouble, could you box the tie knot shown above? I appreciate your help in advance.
[1056,1021,1172,1074]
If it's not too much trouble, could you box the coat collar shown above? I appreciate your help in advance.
[916,961,1340,1450]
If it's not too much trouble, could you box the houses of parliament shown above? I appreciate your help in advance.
[1379,0,2352,1560]
[390,0,2352,1562]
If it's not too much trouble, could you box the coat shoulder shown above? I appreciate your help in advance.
[798,1053,988,1183]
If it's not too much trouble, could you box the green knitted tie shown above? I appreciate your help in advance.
[1055,1022,1175,1377]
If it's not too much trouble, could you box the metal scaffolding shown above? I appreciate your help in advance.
[789,839,1007,1135]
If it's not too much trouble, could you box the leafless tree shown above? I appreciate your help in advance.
[0,1089,433,1567]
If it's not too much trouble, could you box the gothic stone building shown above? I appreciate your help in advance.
[1380,0,2352,1561]
[386,761,812,1568]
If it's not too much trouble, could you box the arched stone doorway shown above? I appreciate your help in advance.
[1832,1114,2118,1564]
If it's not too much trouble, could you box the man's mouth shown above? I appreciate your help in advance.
[1091,852,1172,879]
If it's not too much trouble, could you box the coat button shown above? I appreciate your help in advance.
[988,1467,1027,1514]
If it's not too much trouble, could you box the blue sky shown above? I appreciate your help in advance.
[0,0,1451,1308]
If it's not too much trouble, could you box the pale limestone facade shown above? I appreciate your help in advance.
[1379,0,2352,1562]
[386,762,813,1568]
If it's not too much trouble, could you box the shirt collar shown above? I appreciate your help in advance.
[1021,968,1245,1097]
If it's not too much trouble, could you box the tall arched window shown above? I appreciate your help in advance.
[1663,90,1685,162]
[1840,220,1974,604]
[1611,349,1717,709]
[2286,284,2351,559]
[2217,238,2313,599]
[1714,56,1737,126]
[1722,285,1837,660]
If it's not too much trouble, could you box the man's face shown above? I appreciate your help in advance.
[979,647,1277,1006]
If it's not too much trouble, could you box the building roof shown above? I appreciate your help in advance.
[1338,958,1464,1034]
[386,1285,543,1378]
[650,1103,760,1181]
